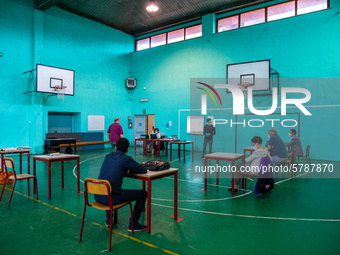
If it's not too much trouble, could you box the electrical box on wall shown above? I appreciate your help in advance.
[126,78,136,89]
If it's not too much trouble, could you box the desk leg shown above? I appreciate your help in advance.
[134,140,136,155]
[157,142,160,157]
[192,142,194,162]
[77,158,80,193]
[147,179,151,233]
[48,161,52,199]
[178,144,180,161]
[231,160,235,194]
[20,153,22,174]
[170,144,172,161]
[27,152,30,175]
[142,181,146,211]
[0,154,3,172]
[216,160,219,185]
[61,161,64,188]
[33,159,36,194]
[174,172,178,220]
[204,157,208,191]
[183,144,186,163]
[165,142,168,156]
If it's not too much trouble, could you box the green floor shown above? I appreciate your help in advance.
[1,148,340,255]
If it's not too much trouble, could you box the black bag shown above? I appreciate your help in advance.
[141,160,170,171]
[257,177,274,194]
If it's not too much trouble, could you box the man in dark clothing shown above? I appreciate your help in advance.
[201,118,216,159]
[95,138,148,231]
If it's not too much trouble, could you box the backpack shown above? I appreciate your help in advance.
[255,156,274,197]
[141,160,170,171]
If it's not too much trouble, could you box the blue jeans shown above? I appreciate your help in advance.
[271,155,288,163]
[96,189,147,224]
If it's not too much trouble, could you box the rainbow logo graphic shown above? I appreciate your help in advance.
[196,82,223,106]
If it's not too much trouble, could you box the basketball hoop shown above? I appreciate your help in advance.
[54,85,67,100]
[237,82,253,98]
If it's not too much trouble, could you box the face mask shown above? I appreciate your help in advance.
[208,123,211,125]
[288,133,292,137]
[253,145,258,150]
[268,135,270,139]
[155,131,158,134]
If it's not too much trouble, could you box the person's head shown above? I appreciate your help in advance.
[289,129,297,137]
[251,136,262,149]
[268,128,277,138]
[114,117,120,123]
[154,128,160,134]
[116,138,129,154]
[207,118,212,125]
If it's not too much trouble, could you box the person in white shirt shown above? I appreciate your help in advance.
[229,136,271,192]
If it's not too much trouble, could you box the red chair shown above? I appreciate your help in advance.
[297,145,311,168]
[275,149,296,180]
[0,157,38,206]
[79,178,134,252]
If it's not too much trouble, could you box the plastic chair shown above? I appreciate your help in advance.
[297,145,311,167]
[0,158,38,206]
[79,178,134,252]
[275,149,296,180]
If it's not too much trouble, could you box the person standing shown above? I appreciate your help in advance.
[201,118,216,159]
[107,117,124,150]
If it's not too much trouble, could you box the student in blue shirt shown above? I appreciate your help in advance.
[95,138,148,231]
[266,128,287,163]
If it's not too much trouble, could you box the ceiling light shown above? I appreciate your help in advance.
[146,0,159,12]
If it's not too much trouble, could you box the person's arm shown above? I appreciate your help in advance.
[203,125,207,135]
[119,125,124,138]
[107,132,110,139]
[245,150,258,162]
[212,126,216,135]
[267,137,274,150]
[285,138,296,147]
[127,157,147,174]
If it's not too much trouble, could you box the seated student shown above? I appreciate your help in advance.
[229,136,270,192]
[149,128,164,154]
[266,128,287,163]
[94,138,148,231]
[285,129,303,158]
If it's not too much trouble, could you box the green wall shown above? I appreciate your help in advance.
[131,0,340,161]
[1,0,135,153]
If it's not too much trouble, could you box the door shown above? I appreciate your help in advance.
[134,115,147,139]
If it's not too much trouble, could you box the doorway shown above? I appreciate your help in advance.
[133,114,155,138]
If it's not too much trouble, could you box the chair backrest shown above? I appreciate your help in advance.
[85,178,112,195]
[306,145,310,156]
[3,158,17,178]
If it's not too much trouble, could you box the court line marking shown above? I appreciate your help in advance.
[0,185,179,255]
[151,203,340,222]
[275,173,309,185]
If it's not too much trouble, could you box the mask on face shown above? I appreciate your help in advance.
[155,131,158,134]
[208,122,211,126]
[288,133,291,137]
[268,135,270,139]
[253,145,258,150]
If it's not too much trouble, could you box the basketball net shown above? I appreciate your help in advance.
[54,85,67,100]
[237,82,252,98]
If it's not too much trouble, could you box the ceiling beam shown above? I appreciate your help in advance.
[34,0,61,11]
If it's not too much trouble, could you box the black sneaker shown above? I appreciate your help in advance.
[128,222,147,232]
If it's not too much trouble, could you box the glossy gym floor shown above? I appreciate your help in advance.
[1,148,340,255]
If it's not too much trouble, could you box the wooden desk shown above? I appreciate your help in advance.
[170,141,194,163]
[243,147,255,156]
[33,154,80,199]
[126,168,179,233]
[0,149,30,174]
[204,152,245,194]
[134,138,171,157]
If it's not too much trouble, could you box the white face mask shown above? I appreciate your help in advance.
[253,145,258,150]
[268,135,270,139]
[208,122,211,125]
[288,133,292,137]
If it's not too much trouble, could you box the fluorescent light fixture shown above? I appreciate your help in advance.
[140,98,149,102]
[146,0,159,12]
